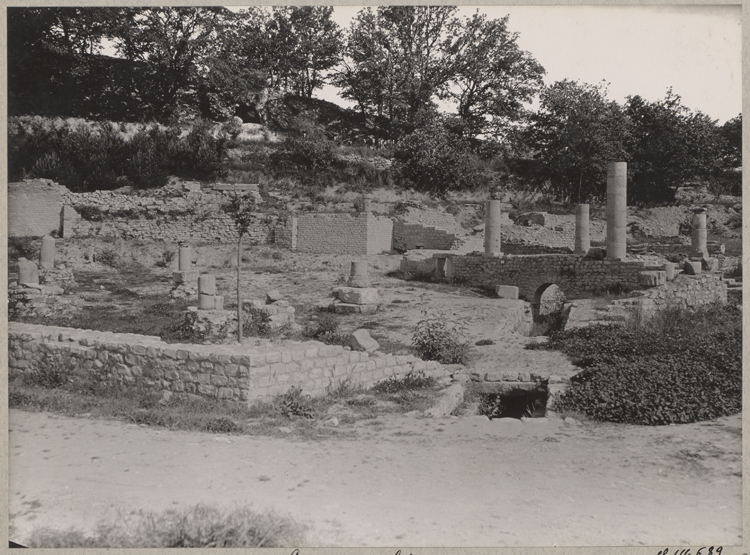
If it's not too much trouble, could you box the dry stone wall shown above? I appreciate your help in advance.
[60,188,276,245]
[613,274,727,313]
[9,323,446,403]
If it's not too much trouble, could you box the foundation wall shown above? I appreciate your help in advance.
[8,323,446,403]
[367,214,395,254]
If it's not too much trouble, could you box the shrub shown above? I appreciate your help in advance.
[27,504,305,548]
[8,236,41,260]
[475,339,495,346]
[531,304,741,425]
[372,371,436,394]
[277,386,314,420]
[96,248,120,268]
[412,318,471,365]
[303,314,348,346]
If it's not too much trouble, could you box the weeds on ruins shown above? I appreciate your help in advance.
[532,303,741,424]
[412,318,472,365]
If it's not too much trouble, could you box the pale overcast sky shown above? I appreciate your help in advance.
[312,5,741,124]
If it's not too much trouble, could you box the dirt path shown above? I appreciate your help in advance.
[9,409,741,547]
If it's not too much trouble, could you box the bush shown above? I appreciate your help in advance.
[277,386,314,420]
[27,504,306,548]
[303,314,348,346]
[412,318,471,365]
[372,371,436,394]
[531,304,741,425]
[96,248,120,268]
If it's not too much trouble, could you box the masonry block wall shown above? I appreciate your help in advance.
[367,214,395,254]
[501,243,573,255]
[8,180,67,237]
[392,221,455,251]
[290,213,394,255]
[9,323,446,403]
[274,215,297,250]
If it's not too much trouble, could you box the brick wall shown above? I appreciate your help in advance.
[392,221,455,251]
[8,179,67,237]
[8,323,447,403]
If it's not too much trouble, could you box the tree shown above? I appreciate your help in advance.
[110,7,235,120]
[441,12,545,140]
[719,113,742,169]
[222,193,257,343]
[394,114,481,195]
[524,80,631,203]
[625,90,725,203]
[335,6,462,140]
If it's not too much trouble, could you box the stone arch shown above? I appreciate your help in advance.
[533,283,567,316]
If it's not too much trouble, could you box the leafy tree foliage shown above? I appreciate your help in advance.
[625,90,726,203]
[523,80,631,203]
[441,12,545,139]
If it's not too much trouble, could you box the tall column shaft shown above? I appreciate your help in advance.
[178,245,192,271]
[484,200,502,256]
[606,162,627,260]
[691,209,707,256]
[574,204,590,255]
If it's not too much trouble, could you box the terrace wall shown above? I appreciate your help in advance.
[8,323,446,403]
[292,213,393,255]
[8,179,67,237]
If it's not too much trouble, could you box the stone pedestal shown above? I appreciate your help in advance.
[606,162,627,261]
[199,294,224,310]
[18,258,39,286]
[347,260,371,287]
[40,235,56,270]
[484,200,503,256]
[574,204,590,255]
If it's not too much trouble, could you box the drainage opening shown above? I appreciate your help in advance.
[478,384,549,419]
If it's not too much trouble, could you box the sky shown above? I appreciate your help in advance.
[309,4,741,124]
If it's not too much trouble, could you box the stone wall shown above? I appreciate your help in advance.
[274,215,297,250]
[392,221,455,251]
[613,273,727,312]
[8,323,446,403]
[501,243,573,255]
[60,188,276,245]
[8,179,67,237]
[403,253,653,300]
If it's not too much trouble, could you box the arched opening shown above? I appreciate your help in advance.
[531,283,569,336]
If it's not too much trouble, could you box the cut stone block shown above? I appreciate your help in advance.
[198,274,216,295]
[214,295,224,310]
[334,286,381,305]
[663,262,676,281]
[173,270,199,284]
[198,294,222,310]
[683,260,702,275]
[701,257,719,272]
[18,258,40,286]
[495,285,520,299]
[348,329,380,352]
[425,383,464,418]
[332,302,379,315]
[266,290,282,303]
[639,271,666,287]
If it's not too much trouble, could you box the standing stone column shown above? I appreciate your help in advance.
[691,208,708,257]
[606,162,627,261]
[178,244,192,271]
[484,200,502,256]
[198,274,223,310]
[39,235,56,270]
[574,204,590,255]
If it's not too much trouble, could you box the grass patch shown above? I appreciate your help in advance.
[529,303,741,425]
[25,504,305,548]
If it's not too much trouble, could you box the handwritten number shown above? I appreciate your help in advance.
[716,548,722,555]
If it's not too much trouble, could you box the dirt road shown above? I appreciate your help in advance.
[9,408,741,547]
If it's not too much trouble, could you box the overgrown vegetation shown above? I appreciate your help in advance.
[25,504,306,547]
[528,304,741,425]
[372,371,436,394]
[9,118,228,191]
[411,318,472,365]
